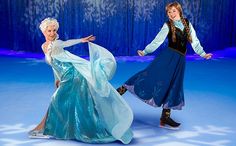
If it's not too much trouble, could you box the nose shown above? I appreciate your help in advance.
[50,32,55,36]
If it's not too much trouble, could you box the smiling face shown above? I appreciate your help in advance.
[43,24,57,41]
[165,2,183,21]
[167,6,181,21]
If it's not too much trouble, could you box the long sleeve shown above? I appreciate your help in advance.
[60,39,82,48]
[142,23,169,55]
[189,23,206,57]
[50,39,83,56]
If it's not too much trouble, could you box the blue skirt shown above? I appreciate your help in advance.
[44,59,116,143]
[124,48,185,110]
[43,43,133,144]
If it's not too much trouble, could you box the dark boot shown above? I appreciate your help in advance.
[160,109,180,129]
[116,85,127,95]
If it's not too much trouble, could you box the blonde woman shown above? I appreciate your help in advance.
[29,18,133,144]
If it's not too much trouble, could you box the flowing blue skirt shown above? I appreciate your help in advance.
[124,48,185,110]
[43,43,133,144]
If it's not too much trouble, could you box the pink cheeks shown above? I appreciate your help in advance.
[167,7,180,21]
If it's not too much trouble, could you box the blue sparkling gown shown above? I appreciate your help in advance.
[41,40,133,144]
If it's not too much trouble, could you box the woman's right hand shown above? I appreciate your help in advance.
[55,80,60,88]
[137,50,144,56]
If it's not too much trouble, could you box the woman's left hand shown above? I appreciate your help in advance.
[81,35,96,43]
[137,50,144,56]
[204,53,213,59]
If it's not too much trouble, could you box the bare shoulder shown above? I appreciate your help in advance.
[42,42,48,53]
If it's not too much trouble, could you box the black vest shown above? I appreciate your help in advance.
[166,19,189,55]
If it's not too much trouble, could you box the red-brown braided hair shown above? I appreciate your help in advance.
[165,2,192,43]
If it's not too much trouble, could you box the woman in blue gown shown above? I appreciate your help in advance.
[116,2,212,129]
[29,18,133,144]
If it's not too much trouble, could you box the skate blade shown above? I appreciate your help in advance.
[28,134,51,139]
[159,124,180,130]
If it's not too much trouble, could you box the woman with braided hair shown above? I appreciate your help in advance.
[117,1,212,129]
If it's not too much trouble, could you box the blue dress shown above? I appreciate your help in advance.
[42,40,133,144]
[124,19,207,110]
[124,47,185,110]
